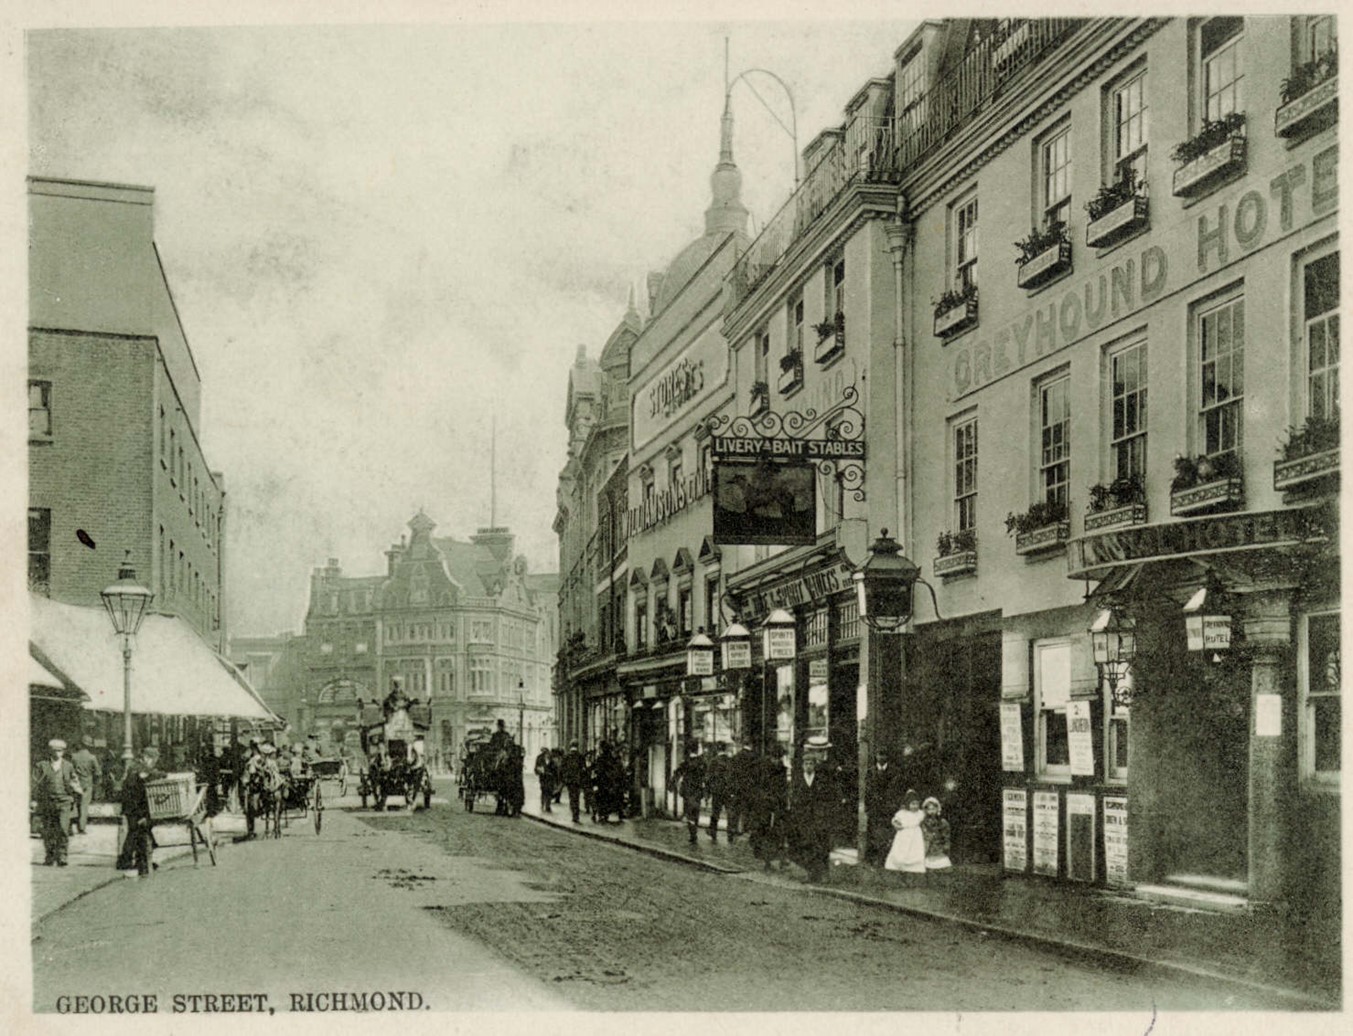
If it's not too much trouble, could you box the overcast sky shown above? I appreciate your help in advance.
[26,12,915,636]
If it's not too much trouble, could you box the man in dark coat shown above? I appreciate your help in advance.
[672,741,707,844]
[116,746,165,875]
[593,741,625,822]
[865,749,906,866]
[559,741,586,823]
[728,741,758,842]
[705,743,732,842]
[69,736,102,836]
[790,741,839,882]
[749,744,788,869]
[32,739,82,866]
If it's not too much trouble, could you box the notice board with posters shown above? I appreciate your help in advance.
[1065,793,1096,882]
[1002,789,1028,871]
[1032,790,1059,876]
[712,460,816,546]
[1103,796,1129,886]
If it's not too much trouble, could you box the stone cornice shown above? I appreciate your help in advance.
[907,19,1167,215]
[724,180,903,346]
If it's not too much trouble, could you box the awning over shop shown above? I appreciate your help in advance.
[28,647,88,704]
[30,594,279,721]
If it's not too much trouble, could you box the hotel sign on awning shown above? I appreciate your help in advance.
[1067,505,1330,578]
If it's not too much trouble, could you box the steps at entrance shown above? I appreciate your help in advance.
[1136,873,1250,913]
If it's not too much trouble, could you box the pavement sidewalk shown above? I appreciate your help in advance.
[518,796,1339,1008]
[30,812,249,926]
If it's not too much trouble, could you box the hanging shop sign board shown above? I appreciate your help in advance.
[1032,791,1060,876]
[1000,703,1025,771]
[712,460,816,546]
[1002,789,1028,872]
[712,436,867,460]
[1185,614,1232,652]
[1065,793,1097,883]
[1103,796,1129,886]
[808,658,829,680]
[686,649,714,677]
[764,626,797,660]
[1256,693,1282,737]
[722,639,752,670]
[1067,701,1095,775]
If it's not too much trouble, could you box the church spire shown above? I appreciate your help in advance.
[705,88,748,237]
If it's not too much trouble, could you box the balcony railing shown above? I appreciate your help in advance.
[895,19,1083,171]
[729,116,899,307]
[727,19,1083,312]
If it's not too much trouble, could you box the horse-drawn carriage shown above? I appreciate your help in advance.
[458,730,525,816]
[356,688,433,811]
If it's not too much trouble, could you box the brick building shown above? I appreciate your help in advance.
[293,514,559,764]
[28,176,227,651]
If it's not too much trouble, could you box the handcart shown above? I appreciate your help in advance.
[144,772,216,867]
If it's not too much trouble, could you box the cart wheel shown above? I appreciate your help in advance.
[423,779,432,811]
[313,783,323,834]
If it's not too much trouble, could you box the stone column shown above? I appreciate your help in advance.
[1243,591,1294,906]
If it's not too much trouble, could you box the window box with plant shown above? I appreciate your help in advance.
[1085,171,1149,248]
[1170,112,1246,197]
[933,528,978,578]
[1274,413,1340,494]
[1014,221,1072,290]
[777,350,804,394]
[1276,46,1338,139]
[812,312,845,364]
[1005,500,1070,556]
[750,379,770,417]
[933,283,979,338]
[1084,474,1147,531]
[1169,451,1245,515]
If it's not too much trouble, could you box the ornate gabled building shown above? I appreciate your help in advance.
[554,300,639,748]
[298,513,559,762]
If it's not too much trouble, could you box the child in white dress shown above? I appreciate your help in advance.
[884,789,926,874]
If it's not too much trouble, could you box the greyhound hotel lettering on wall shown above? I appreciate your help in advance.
[950,145,1337,399]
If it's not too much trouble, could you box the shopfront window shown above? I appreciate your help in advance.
[1035,639,1072,777]
[1302,611,1341,781]
[805,679,828,744]
[775,665,795,750]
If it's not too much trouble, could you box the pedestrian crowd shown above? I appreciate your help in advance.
[533,739,633,824]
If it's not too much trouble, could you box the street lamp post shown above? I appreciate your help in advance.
[100,552,155,766]
[517,679,525,749]
[852,530,922,869]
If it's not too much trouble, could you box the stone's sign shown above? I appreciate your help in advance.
[649,356,704,421]
[632,326,729,451]
[732,558,856,623]
[952,145,1338,398]
[1067,505,1327,577]
[712,436,866,460]
[625,465,711,541]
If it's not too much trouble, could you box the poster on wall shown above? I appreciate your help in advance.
[1002,789,1028,872]
[999,703,1024,771]
[1103,796,1129,886]
[1032,790,1059,876]
[1065,793,1096,882]
[1067,700,1095,775]
[712,460,816,546]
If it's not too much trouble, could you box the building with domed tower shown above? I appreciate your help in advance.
[288,513,558,764]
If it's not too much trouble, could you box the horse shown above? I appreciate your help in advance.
[244,767,283,839]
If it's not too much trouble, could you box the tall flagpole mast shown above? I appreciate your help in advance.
[490,414,497,527]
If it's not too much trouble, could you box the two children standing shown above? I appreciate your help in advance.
[884,790,951,877]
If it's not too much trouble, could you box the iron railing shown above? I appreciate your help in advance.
[727,18,1085,311]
